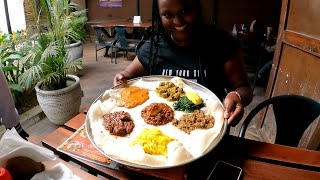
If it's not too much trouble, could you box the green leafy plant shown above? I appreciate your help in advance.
[19,33,81,90]
[67,3,88,43]
[28,0,88,44]
[19,0,84,91]
[0,37,23,103]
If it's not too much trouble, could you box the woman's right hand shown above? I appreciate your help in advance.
[113,73,128,86]
[113,57,147,86]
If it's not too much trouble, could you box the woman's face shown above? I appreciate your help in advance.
[158,0,198,46]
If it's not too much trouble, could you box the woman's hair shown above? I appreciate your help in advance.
[148,0,202,74]
[148,0,165,73]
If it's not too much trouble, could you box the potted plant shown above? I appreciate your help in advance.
[28,0,88,75]
[19,0,84,125]
[19,33,83,125]
[55,1,88,75]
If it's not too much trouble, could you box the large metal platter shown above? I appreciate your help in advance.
[85,75,227,169]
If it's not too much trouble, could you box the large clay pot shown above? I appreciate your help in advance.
[35,75,83,125]
[65,41,83,76]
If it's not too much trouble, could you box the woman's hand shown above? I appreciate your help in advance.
[113,57,147,86]
[223,92,244,126]
[223,50,253,126]
[113,73,128,86]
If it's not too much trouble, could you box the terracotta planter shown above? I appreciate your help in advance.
[35,75,83,125]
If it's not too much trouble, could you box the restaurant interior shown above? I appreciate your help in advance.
[0,0,319,179]
[69,0,320,151]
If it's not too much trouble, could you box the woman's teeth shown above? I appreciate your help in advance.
[175,24,187,31]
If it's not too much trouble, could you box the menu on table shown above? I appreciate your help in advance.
[57,124,112,166]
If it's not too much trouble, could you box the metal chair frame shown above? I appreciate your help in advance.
[111,25,145,64]
[239,95,320,147]
[92,25,117,61]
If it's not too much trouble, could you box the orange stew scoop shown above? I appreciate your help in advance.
[117,86,149,108]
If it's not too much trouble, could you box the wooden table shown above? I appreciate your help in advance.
[42,113,320,179]
[97,20,152,28]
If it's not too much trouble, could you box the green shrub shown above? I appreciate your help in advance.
[0,35,24,104]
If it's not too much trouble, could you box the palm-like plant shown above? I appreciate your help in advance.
[19,0,84,90]
[19,33,81,90]
[31,0,87,44]
[44,0,83,44]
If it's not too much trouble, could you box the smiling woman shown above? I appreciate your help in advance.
[158,0,199,46]
[114,0,253,127]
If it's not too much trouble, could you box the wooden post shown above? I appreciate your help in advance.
[3,0,12,34]
[136,0,140,16]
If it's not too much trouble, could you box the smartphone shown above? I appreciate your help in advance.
[207,160,242,180]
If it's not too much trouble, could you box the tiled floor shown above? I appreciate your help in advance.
[25,41,268,146]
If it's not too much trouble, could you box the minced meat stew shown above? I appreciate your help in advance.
[103,111,135,136]
[172,110,215,134]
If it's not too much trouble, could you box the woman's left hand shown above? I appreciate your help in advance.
[223,92,244,126]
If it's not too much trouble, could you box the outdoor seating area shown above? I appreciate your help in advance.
[1,0,319,179]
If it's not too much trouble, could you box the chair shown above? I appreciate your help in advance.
[92,25,117,61]
[239,95,320,147]
[111,25,145,64]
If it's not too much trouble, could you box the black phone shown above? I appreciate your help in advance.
[207,160,242,180]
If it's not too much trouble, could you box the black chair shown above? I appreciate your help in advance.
[111,25,145,64]
[239,95,320,147]
[92,25,117,61]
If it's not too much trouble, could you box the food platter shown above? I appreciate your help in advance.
[85,75,227,169]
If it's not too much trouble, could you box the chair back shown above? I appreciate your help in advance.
[115,26,130,48]
[92,26,114,45]
[111,25,145,63]
[239,95,320,147]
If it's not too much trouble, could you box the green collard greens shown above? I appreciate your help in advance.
[173,96,204,113]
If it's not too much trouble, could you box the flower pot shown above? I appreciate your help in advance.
[65,40,83,61]
[65,41,83,76]
[35,75,83,125]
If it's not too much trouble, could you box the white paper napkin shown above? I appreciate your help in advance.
[0,128,81,180]
[31,162,81,180]
[0,128,56,166]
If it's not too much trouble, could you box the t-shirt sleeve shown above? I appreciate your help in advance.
[137,41,151,68]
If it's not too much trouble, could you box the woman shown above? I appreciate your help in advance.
[114,0,253,126]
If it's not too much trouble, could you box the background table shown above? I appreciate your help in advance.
[97,20,152,28]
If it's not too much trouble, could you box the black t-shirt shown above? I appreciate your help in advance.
[137,26,239,100]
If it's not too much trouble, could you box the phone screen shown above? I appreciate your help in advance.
[207,161,242,180]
